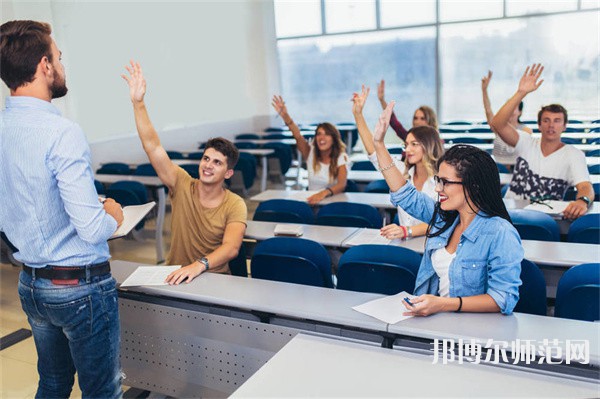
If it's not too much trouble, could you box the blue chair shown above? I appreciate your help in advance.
[253,199,315,224]
[589,127,600,133]
[226,152,256,195]
[496,163,510,174]
[513,259,547,316]
[563,186,577,201]
[388,147,404,155]
[264,126,288,133]
[364,179,389,194]
[467,127,493,133]
[445,121,472,126]
[561,137,582,144]
[234,142,259,149]
[198,142,207,149]
[594,183,600,201]
[351,161,376,171]
[450,137,487,144]
[316,202,383,228]
[588,164,600,175]
[187,151,204,160]
[555,263,600,322]
[263,142,293,176]
[96,162,131,175]
[344,179,361,193]
[567,214,600,244]
[501,184,510,197]
[134,163,158,176]
[166,151,186,160]
[264,133,289,140]
[585,149,600,157]
[337,245,422,295]
[106,181,149,230]
[108,181,148,205]
[179,163,199,179]
[563,127,584,133]
[235,133,260,140]
[508,209,560,242]
[251,237,333,288]
[94,180,105,195]
[228,242,248,278]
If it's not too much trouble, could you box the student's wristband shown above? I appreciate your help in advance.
[325,188,334,197]
[399,225,408,239]
[379,161,396,173]
[455,296,463,313]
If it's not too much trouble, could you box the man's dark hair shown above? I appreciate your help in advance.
[0,20,53,91]
[538,104,568,125]
[204,137,239,169]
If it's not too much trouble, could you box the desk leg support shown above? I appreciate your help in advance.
[155,188,166,264]
[261,156,267,192]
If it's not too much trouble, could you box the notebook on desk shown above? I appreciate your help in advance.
[274,224,304,237]
[524,200,569,214]
[343,228,391,247]
[110,202,156,240]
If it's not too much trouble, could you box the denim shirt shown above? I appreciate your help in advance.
[390,182,523,314]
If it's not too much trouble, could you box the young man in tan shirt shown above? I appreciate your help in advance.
[122,61,247,284]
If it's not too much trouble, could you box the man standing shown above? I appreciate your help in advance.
[0,21,124,397]
[122,61,246,285]
[491,63,594,220]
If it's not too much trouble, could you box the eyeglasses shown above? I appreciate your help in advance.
[434,175,463,190]
[530,196,554,209]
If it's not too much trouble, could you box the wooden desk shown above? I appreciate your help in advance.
[232,334,599,398]
[94,174,166,263]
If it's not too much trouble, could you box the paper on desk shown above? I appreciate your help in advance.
[352,291,415,324]
[274,224,304,237]
[344,228,391,246]
[120,266,181,287]
[110,202,156,239]
[524,201,568,214]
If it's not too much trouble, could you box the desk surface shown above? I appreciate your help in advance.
[250,189,395,209]
[94,173,165,187]
[231,334,599,398]
[245,220,359,247]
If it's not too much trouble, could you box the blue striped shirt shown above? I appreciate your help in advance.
[0,96,117,268]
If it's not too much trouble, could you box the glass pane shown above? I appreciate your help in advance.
[506,0,578,16]
[380,0,436,27]
[274,0,322,38]
[440,0,503,22]
[325,0,376,33]
[277,28,436,138]
[439,13,600,122]
[581,0,600,9]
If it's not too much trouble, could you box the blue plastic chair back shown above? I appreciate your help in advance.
[187,151,204,160]
[388,147,404,155]
[264,133,289,140]
[351,160,376,171]
[179,163,200,179]
[166,151,186,160]
[588,164,600,175]
[134,163,158,176]
[585,149,600,157]
[450,137,486,144]
[467,127,493,133]
[105,184,147,230]
[263,142,293,175]
[235,133,260,140]
[501,184,510,197]
[108,180,148,204]
[228,242,248,278]
[96,162,131,175]
[364,179,389,194]
[234,142,259,149]
[555,263,600,322]
[251,237,332,288]
[561,137,582,144]
[567,214,600,244]
[228,153,256,189]
[264,126,288,133]
[446,121,472,126]
[344,179,361,193]
[508,209,560,242]
[563,186,577,201]
[253,199,315,224]
[337,245,422,295]
[94,180,105,195]
[316,202,383,228]
[513,259,546,316]
[496,163,510,174]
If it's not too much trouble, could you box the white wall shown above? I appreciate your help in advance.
[1,0,281,169]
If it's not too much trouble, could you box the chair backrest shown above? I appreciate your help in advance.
[450,137,486,144]
[337,245,422,295]
[351,160,376,171]
[134,163,158,176]
[467,127,493,133]
[563,186,577,201]
[585,149,600,157]
[235,133,260,140]
[513,259,547,316]
[588,164,600,175]
[388,147,404,155]
[508,209,560,242]
[567,214,600,244]
[344,179,361,193]
[105,185,146,230]
[445,121,472,126]
[364,179,390,194]
[555,263,600,322]
[226,153,256,192]
[251,237,332,288]
[264,133,289,140]
[94,180,105,195]
[96,162,131,175]
[316,202,383,228]
[264,126,288,133]
[253,199,315,224]
[179,163,200,179]
[234,142,259,149]
[496,163,510,174]
[228,242,248,277]
[561,137,582,144]
[166,151,186,160]
[108,181,148,203]
[263,142,293,175]
[187,151,204,160]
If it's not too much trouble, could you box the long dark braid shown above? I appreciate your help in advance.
[427,145,511,238]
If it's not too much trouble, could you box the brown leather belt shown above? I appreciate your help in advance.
[22,261,111,280]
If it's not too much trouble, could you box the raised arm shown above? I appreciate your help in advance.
[352,85,376,155]
[481,70,495,125]
[491,64,544,147]
[271,95,310,159]
[377,79,408,141]
[122,61,178,190]
[373,101,407,191]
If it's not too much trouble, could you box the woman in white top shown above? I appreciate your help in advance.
[482,70,532,169]
[272,95,349,204]
[352,86,444,240]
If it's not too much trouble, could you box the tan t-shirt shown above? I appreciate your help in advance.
[166,167,247,274]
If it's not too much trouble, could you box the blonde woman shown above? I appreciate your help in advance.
[352,85,444,240]
[272,95,348,204]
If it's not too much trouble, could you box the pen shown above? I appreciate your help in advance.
[403,297,414,307]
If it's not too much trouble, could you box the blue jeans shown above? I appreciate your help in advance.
[18,270,122,399]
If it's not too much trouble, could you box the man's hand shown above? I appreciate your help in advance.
[373,101,395,143]
[563,200,588,220]
[481,70,492,91]
[517,63,544,95]
[271,95,288,117]
[121,60,146,103]
[165,262,204,285]
[103,198,124,227]
[351,85,370,116]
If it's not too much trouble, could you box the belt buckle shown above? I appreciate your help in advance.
[51,266,80,285]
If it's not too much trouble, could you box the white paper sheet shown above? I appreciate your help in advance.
[111,202,156,239]
[120,265,181,287]
[343,228,391,246]
[524,200,568,214]
[352,291,416,324]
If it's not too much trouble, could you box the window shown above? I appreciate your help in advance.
[380,0,436,28]
[506,0,578,16]
[440,0,503,22]
[324,0,376,33]
[274,0,322,38]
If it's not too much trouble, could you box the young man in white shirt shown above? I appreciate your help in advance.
[491,63,593,220]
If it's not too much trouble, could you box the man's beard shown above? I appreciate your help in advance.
[50,70,68,99]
